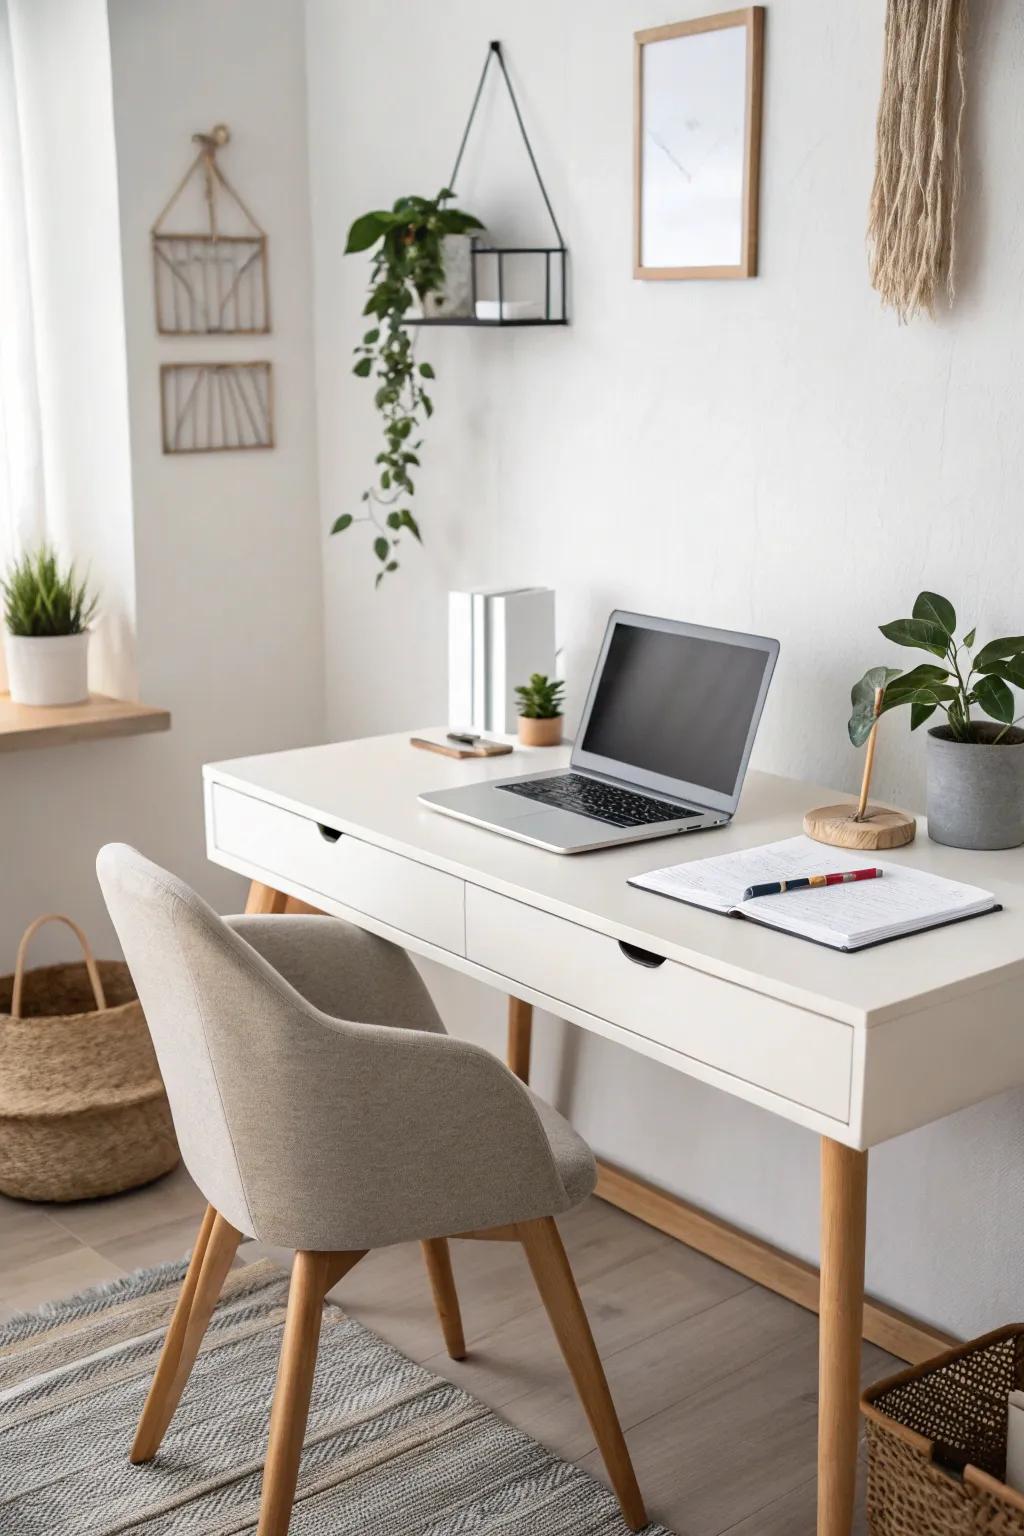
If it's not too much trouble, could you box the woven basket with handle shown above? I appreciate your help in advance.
[0,914,179,1202]
[863,1324,1024,1536]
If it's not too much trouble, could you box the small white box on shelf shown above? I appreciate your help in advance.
[475,299,543,322]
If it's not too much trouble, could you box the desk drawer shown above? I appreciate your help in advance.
[466,886,851,1121]
[209,783,465,954]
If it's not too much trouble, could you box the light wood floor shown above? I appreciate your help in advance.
[0,1165,897,1535]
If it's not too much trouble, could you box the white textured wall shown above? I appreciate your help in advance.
[0,0,323,965]
[307,0,1024,1336]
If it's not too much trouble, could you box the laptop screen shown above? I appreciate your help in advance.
[578,619,775,802]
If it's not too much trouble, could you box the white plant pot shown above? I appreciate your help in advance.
[4,632,90,706]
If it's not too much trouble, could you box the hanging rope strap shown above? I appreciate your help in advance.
[448,41,565,249]
[151,123,265,240]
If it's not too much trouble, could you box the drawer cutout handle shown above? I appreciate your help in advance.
[618,941,666,969]
[317,823,343,844]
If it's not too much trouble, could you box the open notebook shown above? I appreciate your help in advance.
[629,835,999,952]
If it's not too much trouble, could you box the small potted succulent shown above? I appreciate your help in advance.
[515,673,564,748]
[849,590,1024,849]
[2,545,97,706]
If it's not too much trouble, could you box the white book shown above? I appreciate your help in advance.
[471,591,489,732]
[629,835,999,952]
[464,585,545,734]
[447,591,475,731]
[487,587,556,735]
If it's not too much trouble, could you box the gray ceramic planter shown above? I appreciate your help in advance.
[926,723,1024,849]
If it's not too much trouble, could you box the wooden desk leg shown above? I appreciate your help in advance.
[507,997,533,1083]
[818,1138,868,1536]
[245,881,289,915]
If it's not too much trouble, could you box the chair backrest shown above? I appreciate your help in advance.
[96,843,302,1236]
[97,843,573,1252]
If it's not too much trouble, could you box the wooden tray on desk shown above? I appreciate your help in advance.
[410,735,513,760]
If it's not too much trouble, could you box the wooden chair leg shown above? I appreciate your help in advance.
[518,1217,648,1533]
[421,1238,466,1359]
[257,1251,330,1536]
[131,1206,241,1463]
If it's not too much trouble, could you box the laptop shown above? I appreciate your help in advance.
[419,610,779,854]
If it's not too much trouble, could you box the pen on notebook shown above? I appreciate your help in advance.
[742,869,883,901]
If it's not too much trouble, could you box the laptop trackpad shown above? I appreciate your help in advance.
[504,808,601,847]
[428,783,542,820]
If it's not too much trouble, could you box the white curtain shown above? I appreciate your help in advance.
[0,0,44,575]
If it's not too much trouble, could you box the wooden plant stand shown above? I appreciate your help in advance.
[805,686,916,851]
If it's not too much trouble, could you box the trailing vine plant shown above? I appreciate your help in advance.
[333,190,483,587]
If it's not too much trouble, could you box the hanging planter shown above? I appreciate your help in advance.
[333,41,568,585]
[406,42,568,330]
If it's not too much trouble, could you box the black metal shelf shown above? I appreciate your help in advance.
[404,237,567,327]
[403,316,568,328]
[409,43,568,329]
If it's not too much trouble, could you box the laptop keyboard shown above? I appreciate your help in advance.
[498,773,698,828]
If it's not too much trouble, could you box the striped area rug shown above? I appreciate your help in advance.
[0,1258,670,1534]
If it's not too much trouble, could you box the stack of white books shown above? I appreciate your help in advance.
[448,587,556,736]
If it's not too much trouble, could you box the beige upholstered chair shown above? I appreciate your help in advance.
[97,844,647,1536]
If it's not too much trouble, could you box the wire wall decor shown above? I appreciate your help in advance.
[151,124,270,336]
[160,362,273,454]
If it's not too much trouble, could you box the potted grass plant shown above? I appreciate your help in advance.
[2,545,97,706]
[849,590,1024,849]
[516,673,565,748]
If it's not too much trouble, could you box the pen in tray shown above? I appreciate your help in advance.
[743,869,883,901]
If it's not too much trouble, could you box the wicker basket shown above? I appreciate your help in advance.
[863,1325,1024,1536]
[0,914,179,1202]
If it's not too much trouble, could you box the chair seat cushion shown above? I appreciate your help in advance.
[526,1089,597,1208]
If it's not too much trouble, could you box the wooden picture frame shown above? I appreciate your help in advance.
[634,7,764,281]
[160,362,274,454]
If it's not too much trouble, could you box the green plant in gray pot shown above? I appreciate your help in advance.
[850,591,1024,849]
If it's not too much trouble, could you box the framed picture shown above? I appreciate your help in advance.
[160,362,274,454]
[634,7,764,280]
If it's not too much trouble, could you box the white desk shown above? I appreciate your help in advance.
[204,731,1024,1536]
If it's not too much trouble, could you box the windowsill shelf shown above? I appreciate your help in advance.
[0,693,171,753]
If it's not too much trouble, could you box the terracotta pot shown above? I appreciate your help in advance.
[517,715,562,748]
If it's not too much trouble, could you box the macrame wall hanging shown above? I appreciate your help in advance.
[151,124,270,335]
[867,0,966,322]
